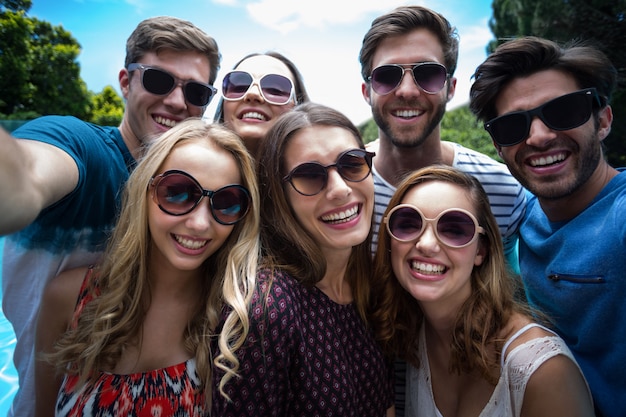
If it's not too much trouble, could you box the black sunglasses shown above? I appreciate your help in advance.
[368,62,449,95]
[149,170,250,225]
[128,63,217,107]
[485,88,604,147]
[385,205,485,248]
[283,149,375,196]
[222,70,294,105]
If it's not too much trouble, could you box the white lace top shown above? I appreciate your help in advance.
[405,323,591,416]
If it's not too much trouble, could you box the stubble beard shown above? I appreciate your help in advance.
[507,132,603,200]
[372,101,446,149]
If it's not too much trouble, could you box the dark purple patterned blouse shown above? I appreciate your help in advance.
[212,268,393,416]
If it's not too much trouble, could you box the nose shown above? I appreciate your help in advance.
[185,199,213,232]
[243,81,264,102]
[395,68,421,98]
[414,224,440,253]
[525,116,558,148]
[163,83,188,110]
[325,168,351,199]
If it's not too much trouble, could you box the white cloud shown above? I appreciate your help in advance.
[243,0,412,34]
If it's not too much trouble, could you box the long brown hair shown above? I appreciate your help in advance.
[370,165,535,384]
[256,102,373,321]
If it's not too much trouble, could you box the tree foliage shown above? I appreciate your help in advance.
[89,85,124,127]
[0,9,90,119]
[488,0,626,165]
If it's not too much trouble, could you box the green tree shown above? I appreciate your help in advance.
[89,85,124,126]
[0,0,32,12]
[488,0,626,165]
[0,9,90,119]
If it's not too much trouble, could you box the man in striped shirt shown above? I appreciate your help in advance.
[358,6,526,416]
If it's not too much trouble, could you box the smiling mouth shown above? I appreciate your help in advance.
[411,260,446,275]
[392,109,423,119]
[321,205,359,224]
[240,111,267,121]
[154,115,177,128]
[174,234,207,250]
[528,152,567,167]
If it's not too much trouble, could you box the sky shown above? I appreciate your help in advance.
[27,0,494,125]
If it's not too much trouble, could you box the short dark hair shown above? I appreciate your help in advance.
[359,5,459,82]
[470,36,617,123]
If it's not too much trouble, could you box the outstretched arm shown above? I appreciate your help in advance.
[0,127,78,235]
[521,353,595,417]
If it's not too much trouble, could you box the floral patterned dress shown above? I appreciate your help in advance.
[55,268,207,416]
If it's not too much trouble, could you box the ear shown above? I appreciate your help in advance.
[119,68,131,100]
[597,105,613,141]
[446,76,457,102]
[474,239,487,267]
[361,82,372,105]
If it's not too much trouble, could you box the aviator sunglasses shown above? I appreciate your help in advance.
[149,170,250,225]
[128,63,217,107]
[368,62,449,95]
[484,88,605,147]
[283,148,375,196]
[222,70,295,105]
[385,204,485,248]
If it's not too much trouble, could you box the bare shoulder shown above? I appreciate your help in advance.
[521,353,594,416]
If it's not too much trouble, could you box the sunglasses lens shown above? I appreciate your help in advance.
[486,90,595,147]
[143,68,175,95]
[289,163,327,196]
[542,91,592,131]
[413,64,447,93]
[222,71,253,100]
[259,74,293,104]
[370,65,403,95]
[486,112,529,147]
[437,211,477,247]
[388,207,424,241]
[154,173,202,215]
[211,186,250,225]
[337,150,372,182]
[183,82,213,107]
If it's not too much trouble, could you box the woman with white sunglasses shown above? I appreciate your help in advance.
[214,51,310,158]
[370,165,593,417]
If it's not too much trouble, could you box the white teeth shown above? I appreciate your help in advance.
[321,205,359,223]
[241,111,267,121]
[174,235,207,250]
[154,116,177,127]
[411,261,445,275]
[393,109,421,118]
[529,153,566,167]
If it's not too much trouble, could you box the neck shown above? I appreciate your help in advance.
[316,248,352,304]
[374,133,449,187]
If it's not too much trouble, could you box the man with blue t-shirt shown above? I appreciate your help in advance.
[470,36,624,417]
[358,6,526,416]
[0,16,220,416]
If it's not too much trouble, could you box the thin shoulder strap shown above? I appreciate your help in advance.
[500,323,557,367]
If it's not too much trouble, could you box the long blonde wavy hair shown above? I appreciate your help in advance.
[48,118,260,402]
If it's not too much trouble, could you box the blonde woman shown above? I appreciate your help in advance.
[34,119,260,416]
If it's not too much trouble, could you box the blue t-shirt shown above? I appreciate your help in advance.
[519,170,626,417]
[2,115,134,417]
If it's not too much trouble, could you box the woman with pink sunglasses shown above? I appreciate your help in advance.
[370,165,593,417]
